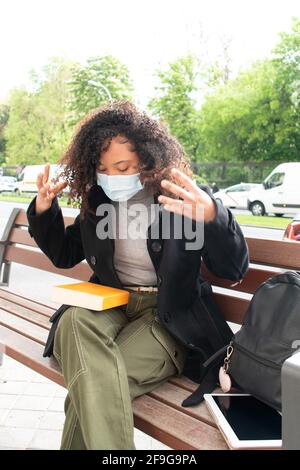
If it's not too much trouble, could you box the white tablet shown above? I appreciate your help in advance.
[204,393,282,450]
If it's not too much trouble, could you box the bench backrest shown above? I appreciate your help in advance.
[1,208,300,326]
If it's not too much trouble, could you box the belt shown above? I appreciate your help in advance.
[123,285,158,293]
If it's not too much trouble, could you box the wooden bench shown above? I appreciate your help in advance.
[1,207,300,450]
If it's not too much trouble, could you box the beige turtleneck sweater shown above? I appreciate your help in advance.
[111,186,158,286]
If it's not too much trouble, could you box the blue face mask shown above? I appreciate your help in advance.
[96,172,144,201]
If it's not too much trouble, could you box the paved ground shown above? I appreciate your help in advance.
[0,355,169,450]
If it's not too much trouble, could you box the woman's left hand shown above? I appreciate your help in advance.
[158,168,217,223]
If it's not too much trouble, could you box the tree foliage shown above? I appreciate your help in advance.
[68,55,134,124]
[1,19,299,171]
[148,55,201,161]
[197,18,300,162]
[5,58,74,165]
[0,104,9,164]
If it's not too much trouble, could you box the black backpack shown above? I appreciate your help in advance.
[182,271,300,411]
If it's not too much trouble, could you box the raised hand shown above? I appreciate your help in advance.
[158,168,217,223]
[35,163,68,215]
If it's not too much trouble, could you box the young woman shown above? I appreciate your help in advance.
[26,101,249,450]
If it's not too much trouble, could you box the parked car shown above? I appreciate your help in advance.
[214,183,262,209]
[283,213,300,242]
[247,162,300,216]
[0,176,18,193]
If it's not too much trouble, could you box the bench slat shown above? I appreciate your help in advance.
[168,375,198,392]
[4,245,92,281]
[0,288,55,316]
[0,325,64,385]
[133,395,228,450]
[13,209,300,269]
[9,227,38,247]
[148,381,218,428]
[0,309,48,345]
[202,264,281,294]
[213,293,250,324]
[246,236,300,269]
[0,297,51,328]
[15,210,76,229]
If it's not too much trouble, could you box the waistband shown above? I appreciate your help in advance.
[123,285,158,293]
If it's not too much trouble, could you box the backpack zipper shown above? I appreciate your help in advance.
[230,341,283,370]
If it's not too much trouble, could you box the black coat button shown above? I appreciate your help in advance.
[151,241,162,253]
[90,255,97,266]
[157,275,162,287]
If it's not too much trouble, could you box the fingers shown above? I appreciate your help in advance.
[48,190,56,201]
[36,172,44,190]
[158,194,206,221]
[51,180,67,195]
[37,163,50,195]
[158,195,183,207]
[42,163,50,186]
[159,168,215,222]
[36,162,67,198]
[158,196,184,214]
[158,196,196,219]
[160,168,199,201]
[169,168,198,193]
[160,179,195,202]
[43,181,67,198]
[38,182,50,199]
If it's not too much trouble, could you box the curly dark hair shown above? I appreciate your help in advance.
[54,100,193,220]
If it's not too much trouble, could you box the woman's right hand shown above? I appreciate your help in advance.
[35,163,68,215]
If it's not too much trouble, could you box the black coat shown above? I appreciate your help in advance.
[26,183,249,384]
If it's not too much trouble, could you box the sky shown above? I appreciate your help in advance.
[1,0,300,107]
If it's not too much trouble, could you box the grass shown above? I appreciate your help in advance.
[0,192,292,229]
[235,214,292,229]
[0,192,71,207]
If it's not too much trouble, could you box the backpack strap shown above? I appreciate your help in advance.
[181,344,228,407]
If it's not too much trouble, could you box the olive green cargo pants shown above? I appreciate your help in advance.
[53,289,188,450]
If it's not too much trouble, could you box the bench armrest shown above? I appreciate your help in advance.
[282,349,300,449]
[0,208,20,286]
[0,208,20,244]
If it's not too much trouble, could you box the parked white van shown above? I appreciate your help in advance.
[247,162,300,216]
[15,164,68,195]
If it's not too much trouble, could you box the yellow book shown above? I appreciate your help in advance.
[52,282,130,311]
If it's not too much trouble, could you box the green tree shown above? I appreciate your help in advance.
[148,55,201,161]
[0,104,9,164]
[198,60,279,162]
[5,58,74,165]
[68,55,134,123]
[270,16,300,157]
[198,17,300,163]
